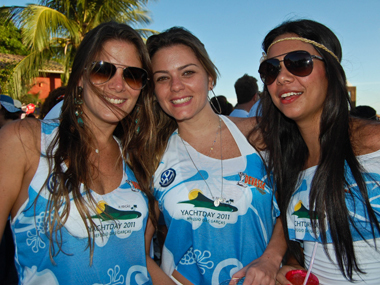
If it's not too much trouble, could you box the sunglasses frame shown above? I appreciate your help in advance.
[258,50,323,85]
[88,61,149,90]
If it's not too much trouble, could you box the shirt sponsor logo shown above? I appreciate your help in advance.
[160,168,176,187]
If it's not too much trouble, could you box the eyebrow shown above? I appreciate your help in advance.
[153,63,198,75]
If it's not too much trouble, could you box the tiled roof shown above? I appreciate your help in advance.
[0,53,64,74]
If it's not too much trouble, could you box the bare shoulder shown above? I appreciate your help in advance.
[351,118,380,155]
[0,118,42,168]
[0,118,41,149]
[227,116,258,137]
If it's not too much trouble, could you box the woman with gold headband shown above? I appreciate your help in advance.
[253,19,380,284]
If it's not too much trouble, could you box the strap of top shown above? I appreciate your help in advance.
[220,115,256,156]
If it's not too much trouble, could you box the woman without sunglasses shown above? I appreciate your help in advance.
[0,21,172,284]
[253,19,380,284]
[147,27,287,285]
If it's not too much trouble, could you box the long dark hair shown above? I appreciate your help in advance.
[254,19,380,280]
[44,21,156,263]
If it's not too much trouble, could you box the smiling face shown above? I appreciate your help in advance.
[151,44,213,123]
[266,34,329,126]
[81,39,142,127]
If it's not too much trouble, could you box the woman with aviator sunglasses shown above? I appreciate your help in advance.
[252,19,380,284]
[0,21,172,284]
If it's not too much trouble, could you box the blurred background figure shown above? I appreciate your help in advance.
[0,94,23,129]
[210,95,233,115]
[39,86,66,119]
[351,105,379,120]
[230,73,259,117]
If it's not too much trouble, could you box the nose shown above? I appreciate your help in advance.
[108,68,126,92]
[170,75,185,92]
[276,62,294,85]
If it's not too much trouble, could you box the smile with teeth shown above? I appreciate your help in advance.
[104,96,126,105]
[281,92,302,98]
[171,96,192,104]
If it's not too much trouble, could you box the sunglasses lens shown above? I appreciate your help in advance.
[284,51,313,77]
[259,59,280,85]
[123,67,148,90]
[90,61,115,84]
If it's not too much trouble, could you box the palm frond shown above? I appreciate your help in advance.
[20,5,80,51]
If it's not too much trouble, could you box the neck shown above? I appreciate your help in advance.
[177,108,221,142]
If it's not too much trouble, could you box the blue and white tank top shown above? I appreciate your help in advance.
[154,115,279,285]
[11,120,152,284]
[287,149,380,284]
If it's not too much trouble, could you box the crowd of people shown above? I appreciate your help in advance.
[0,18,379,285]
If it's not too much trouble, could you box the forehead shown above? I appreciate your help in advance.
[152,44,199,67]
[96,39,141,65]
[267,34,319,59]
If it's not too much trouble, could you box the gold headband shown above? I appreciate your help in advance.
[262,37,340,63]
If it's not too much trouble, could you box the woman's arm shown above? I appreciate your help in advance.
[231,218,287,285]
[145,201,175,285]
[0,119,39,239]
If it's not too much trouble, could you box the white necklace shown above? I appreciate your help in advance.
[180,117,225,207]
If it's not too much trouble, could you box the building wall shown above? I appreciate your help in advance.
[28,73,62,101]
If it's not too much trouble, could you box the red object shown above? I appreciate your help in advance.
[286,270,319,285]
[26,103,36,114]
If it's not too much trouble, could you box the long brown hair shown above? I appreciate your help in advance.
[146,26,219,169]
[43,21,157,263]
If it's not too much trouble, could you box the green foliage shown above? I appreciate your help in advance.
[0,22,29,55]
[0,0,157,99]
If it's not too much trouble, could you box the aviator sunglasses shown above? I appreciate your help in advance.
[258,50,323,85]
[89,61,148,90]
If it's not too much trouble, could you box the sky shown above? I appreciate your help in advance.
[5,0,380,111]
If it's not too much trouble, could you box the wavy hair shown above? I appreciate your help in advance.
[43,21,156,263]
[253,19,380,280]
[146,27,219,169]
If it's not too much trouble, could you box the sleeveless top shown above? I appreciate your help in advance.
[11,120,152,284]
[154,115,279,285]
[287,149,380,284]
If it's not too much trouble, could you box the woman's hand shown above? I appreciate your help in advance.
[230,254,280,285]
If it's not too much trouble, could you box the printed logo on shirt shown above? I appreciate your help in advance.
[126,179,140,192]
[178,189,238,226]
[86,201,144,244]
[160,168,176,187]
[91,200,142,221]
[292,200,318,219]
[237,172,266,194]
[179,189,237,212]
[47,172,73,194]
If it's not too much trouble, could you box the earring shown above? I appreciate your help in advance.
[74,86,84,127]
[208,89,222,114]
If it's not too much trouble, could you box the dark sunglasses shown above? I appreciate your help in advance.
[89,61,148,90]
[258,50,323,85]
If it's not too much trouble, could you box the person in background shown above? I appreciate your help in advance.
[350,105,378,121]
[0,21,171,284]
[210,95,233,115]
[0,94,23,129]
[39,86,66,119]
[229,74,259,118]
[254,19,380,284]
[147,26,286,285]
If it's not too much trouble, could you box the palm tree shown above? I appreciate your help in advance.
[1,0,157,98]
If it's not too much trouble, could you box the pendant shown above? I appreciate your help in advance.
[214,197,225,207]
